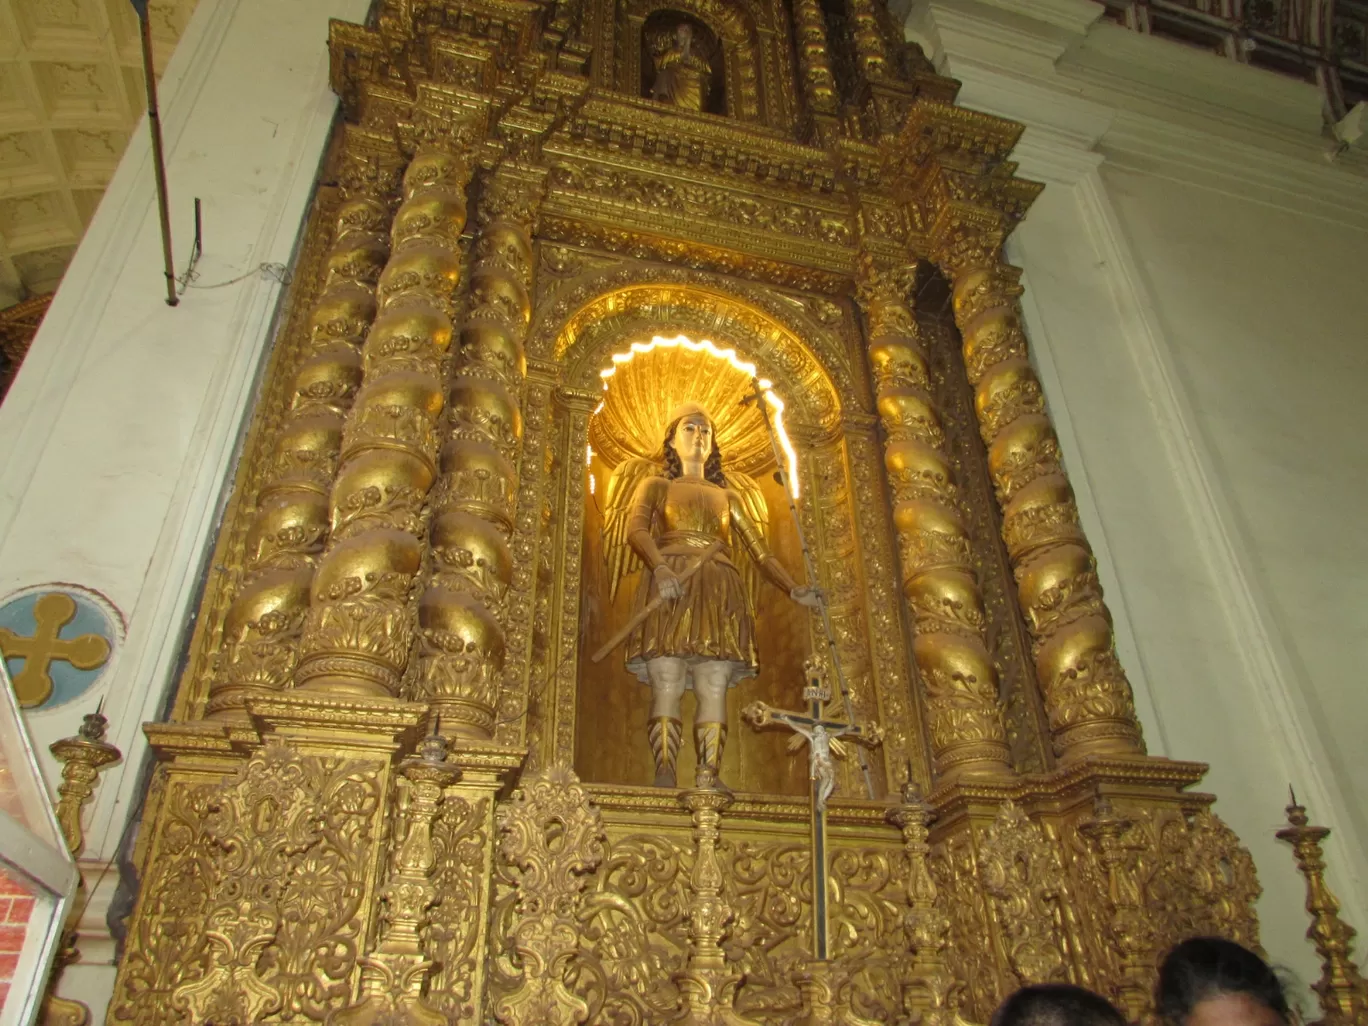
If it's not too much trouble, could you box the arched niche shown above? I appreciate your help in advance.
[603,0,794,125]
[519,270,923,799]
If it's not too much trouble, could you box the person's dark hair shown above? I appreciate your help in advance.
[661,415,725,486]
[1157,937,1290,1025]
[990,984,1127,1026]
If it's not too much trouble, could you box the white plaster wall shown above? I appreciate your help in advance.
[1097,167,1368,867]
[0,0,367,1019]
[907,0,1368,994]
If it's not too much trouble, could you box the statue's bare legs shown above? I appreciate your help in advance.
[692,660,730,791]
[647,656,686,787]
[646,657,732,790]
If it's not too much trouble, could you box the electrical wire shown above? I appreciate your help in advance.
[176,261,292,293]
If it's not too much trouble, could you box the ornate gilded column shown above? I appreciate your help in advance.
[412,164,543,737]
[930,223,1144,760]
[674,785,756,1026]
[294,122,471,698]
[888,782,954,1026]
[207,156,393,718]
[856,257,1012,780]
[792,0,838,116]
[847,0,886,80]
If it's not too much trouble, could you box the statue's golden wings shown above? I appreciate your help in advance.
[723,468,768,617]
[602,457,659,604]
[601,458,771,615]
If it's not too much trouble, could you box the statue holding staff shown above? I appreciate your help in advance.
[599,401,820,791]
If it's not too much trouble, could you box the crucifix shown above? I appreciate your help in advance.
[742,656,883,961]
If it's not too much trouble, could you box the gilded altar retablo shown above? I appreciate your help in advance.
[100,0,1277,1024]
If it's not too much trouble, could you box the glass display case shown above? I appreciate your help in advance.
[0,660,77,1026]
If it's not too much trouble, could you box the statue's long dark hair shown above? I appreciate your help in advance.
[662,416,726,486]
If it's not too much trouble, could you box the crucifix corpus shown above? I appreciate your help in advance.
[742,656,883,961]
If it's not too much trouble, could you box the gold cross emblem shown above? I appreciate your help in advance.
[0,592,111,708]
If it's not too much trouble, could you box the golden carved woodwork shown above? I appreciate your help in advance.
[0,292,53,399]
[855,257,1010,782]
[411,163,543,740]
[588,341,783,477]
[207,154,396,719]
[295,132,475,704]
[109,2,1281,1025]
[1277,795,1368,1026]
[886,101,1146,762]
[791,0,838,116]
[888,784,956,1026]
[330,732,459,1026]
[48,710,122,858]
[492,766,605,1026]
[38,713,123,1026]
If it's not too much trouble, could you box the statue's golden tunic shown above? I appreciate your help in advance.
[652,40,710,111]
[624,474,778,684]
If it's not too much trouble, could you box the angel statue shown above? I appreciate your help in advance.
[601,401,820,792]
[648,22,713,112]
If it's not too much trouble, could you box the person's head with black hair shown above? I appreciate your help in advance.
[990,984,1128,1026]
[1157,937,1291,1026]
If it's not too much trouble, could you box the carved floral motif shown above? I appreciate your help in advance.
[492,767,605,1026]
[112,744,380,1026]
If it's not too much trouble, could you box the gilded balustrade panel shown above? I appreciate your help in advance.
[488,788,909,1026]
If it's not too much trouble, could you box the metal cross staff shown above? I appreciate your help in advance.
[742,658,883,961]
[741,376,876,800]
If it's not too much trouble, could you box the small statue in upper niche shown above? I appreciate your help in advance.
[649,22,713,111]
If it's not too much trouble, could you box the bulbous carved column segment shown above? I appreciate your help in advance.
[294,139,470,697]
[412,168,543,737]
[206,160,393,719]
[857,263,1011,779]
[792,0,838,114]
[935,230,1144,760]
[847,0,886,80]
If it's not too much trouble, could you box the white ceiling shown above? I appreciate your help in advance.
[0,0,198,307]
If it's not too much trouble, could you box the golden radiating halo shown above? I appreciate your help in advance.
[586,335,799,492]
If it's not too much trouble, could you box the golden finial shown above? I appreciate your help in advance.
[1275,788,1368,1026]
[48,705,122,858]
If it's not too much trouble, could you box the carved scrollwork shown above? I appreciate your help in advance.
[154,24,1277,1026]
[977,801,1072,988]
[929,832,1002,1023]
[426,793,493,1023]
[108,744,383,1026]
[493,766,606,1026]
[548,163,852,247]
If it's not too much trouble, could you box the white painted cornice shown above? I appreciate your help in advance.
[949,66,1115,177]
[907,0,1088,76]
[908,0,1368,228]
[949,0,1104,37]
[1101,111,1368,228]
[1064,20,1324,137]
